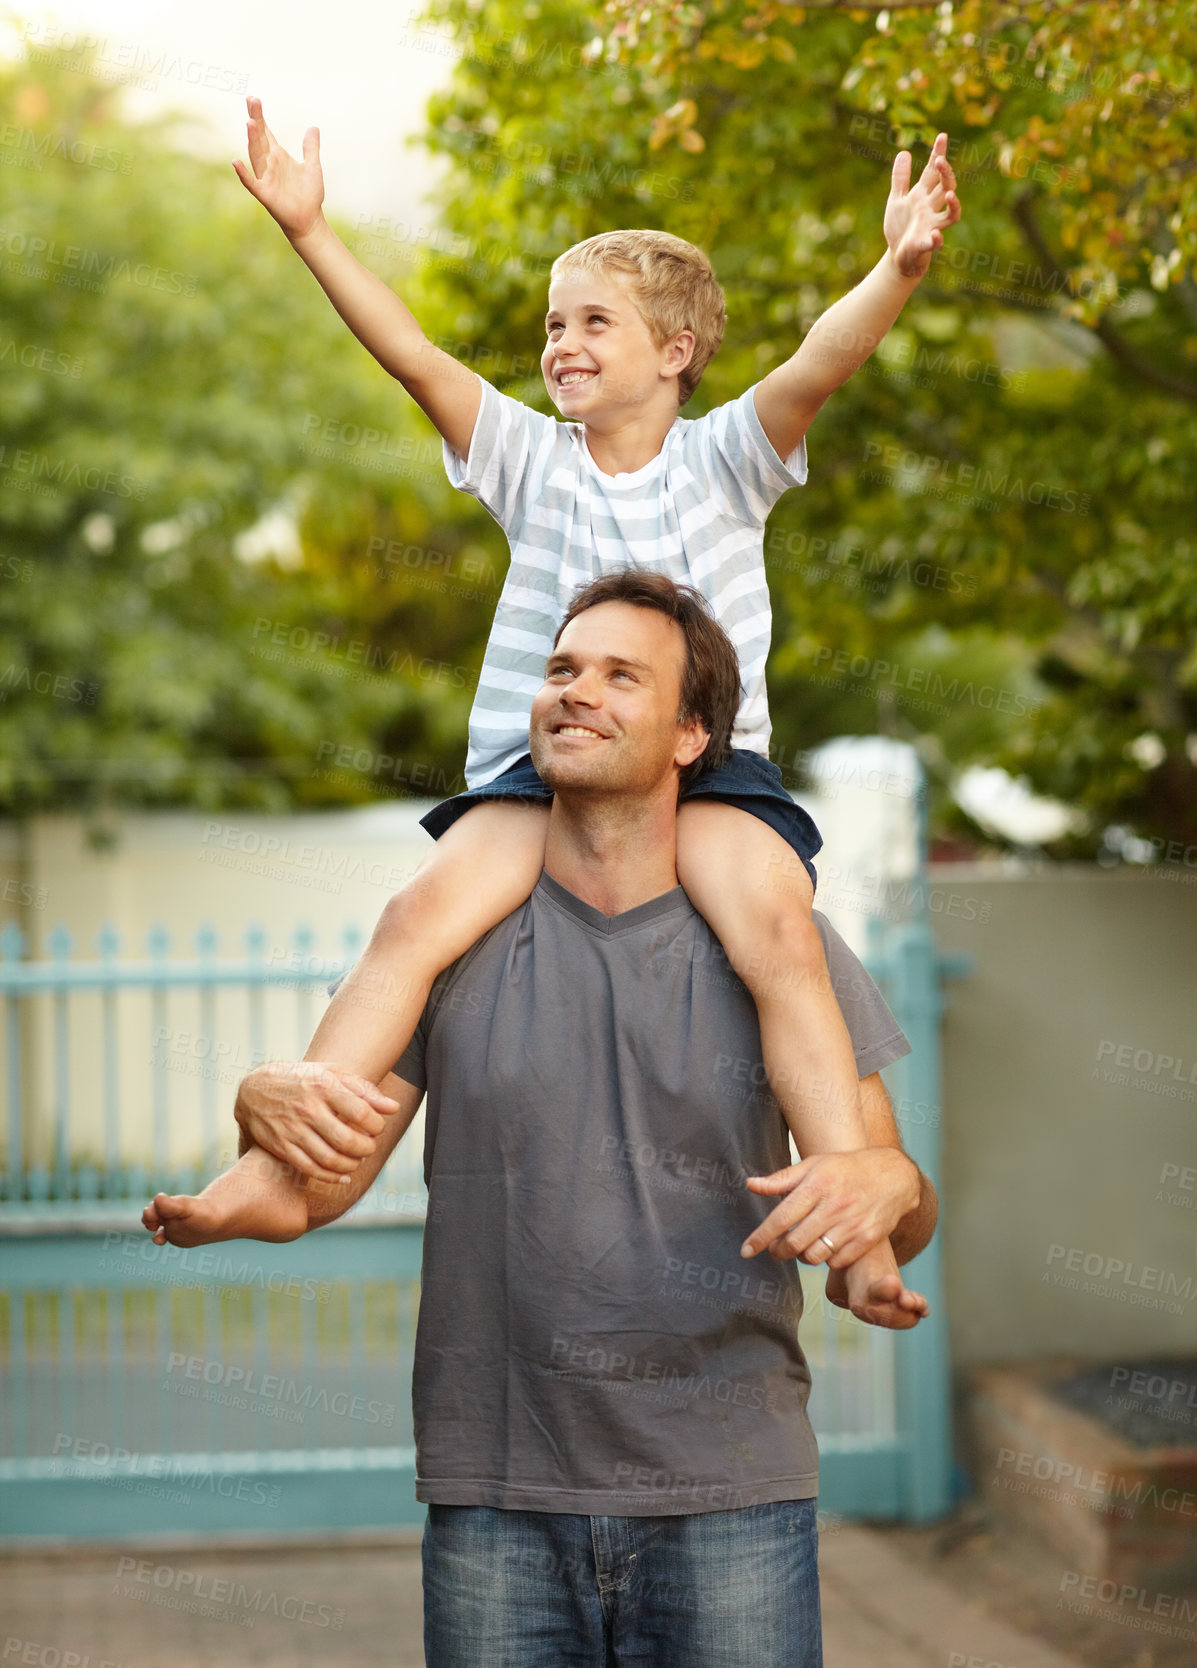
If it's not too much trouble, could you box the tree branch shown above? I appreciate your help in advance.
[1150,229,1197,333]
[1027,565,1110,640]
[1013,190,1197,404]
[799,2,950,10]
[797,0,1081,12]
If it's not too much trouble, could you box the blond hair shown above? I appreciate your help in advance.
[550,230,726,406]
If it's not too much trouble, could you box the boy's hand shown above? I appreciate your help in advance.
[233,95,325,242]
[827,1249,929,1331]
[883,131,960,280]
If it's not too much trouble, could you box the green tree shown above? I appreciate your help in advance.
[0,40,498,818]
[413,0,1196,854]
[6,6,1194,857]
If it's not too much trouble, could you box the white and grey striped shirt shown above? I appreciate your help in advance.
[446,375,807,787]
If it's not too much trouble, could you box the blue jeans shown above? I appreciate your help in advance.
[422,1499,822,1667]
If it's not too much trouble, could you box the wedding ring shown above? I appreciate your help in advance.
[818,1234,835,1253]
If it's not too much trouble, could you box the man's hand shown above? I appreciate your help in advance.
[740,1147,921,1266]
[233,96,326,242]
[235,1062,400,1184]
[826,1263,929,1331]
[883,132,961,280]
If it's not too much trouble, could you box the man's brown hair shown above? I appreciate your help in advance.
[550,230,726,406]
[553,569,741,790]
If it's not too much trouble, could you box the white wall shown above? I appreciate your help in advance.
[929,864,1197,1367]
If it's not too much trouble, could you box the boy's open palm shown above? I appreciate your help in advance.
[884,131,960,279]
[233,95,324,241]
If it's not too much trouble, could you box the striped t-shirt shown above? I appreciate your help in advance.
[445,375,808,788]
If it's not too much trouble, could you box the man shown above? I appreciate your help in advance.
[145,571,936,1667]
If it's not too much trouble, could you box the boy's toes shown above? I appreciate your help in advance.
[868,1271,904,1302]
[153,1190,190,1219]
[145,1191,201,1245]
[865,1298,922,1331]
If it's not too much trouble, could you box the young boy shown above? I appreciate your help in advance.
[229,98,959,1317]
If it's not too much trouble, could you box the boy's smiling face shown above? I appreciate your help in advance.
[541,271,693,424]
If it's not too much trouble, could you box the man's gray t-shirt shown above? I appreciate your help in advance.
[395,873,910,1516]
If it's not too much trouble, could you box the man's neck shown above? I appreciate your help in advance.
[541,782,683,917]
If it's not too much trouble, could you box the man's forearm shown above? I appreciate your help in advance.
[233,1065,422,1232]
[302,1152,387,1230]
[220,1134,385,1236]
[787,249,921,404]
[890,1166,938,1266]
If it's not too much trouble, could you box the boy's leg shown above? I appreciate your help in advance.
[142,1144,309,1247]
[304,801,550,1085]
[676,800,867,1167]
[677,803,921,1327]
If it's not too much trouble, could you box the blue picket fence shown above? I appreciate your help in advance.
[0,912,962,1541]
[0,920,389,1205]
[0,1222,426,1538]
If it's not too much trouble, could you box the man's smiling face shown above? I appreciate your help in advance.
[540,272,685,420]
[529,601,708,794]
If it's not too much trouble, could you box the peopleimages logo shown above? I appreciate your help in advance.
[2,1641,134,1667]
[98,1231,332,1302]
[0,444,146,499]
[163,1352,396,1427]
[861,440,1091,514]
[1059,1570,1197,1629]
[0,229,196,294]
[1095,1040,1197,1083]
[1042,1243,1194,1313]
[112,1556,344,1628]
[808,647,1042,718]
[993,1445,1197,1516]
[50,1436,281,1508]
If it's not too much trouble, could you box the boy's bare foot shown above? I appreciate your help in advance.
[833,1245,929,1330]
[142,1151,307,1247]
[143,1190,227,1248]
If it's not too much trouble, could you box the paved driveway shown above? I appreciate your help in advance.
[0,1526,1084,1667]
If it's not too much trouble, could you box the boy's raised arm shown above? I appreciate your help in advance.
[754,132,961,461]
[234,96,482,459]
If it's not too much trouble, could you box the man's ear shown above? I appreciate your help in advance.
[675,718,710,771]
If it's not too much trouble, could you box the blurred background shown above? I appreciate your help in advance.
[1,2,1194,1664]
